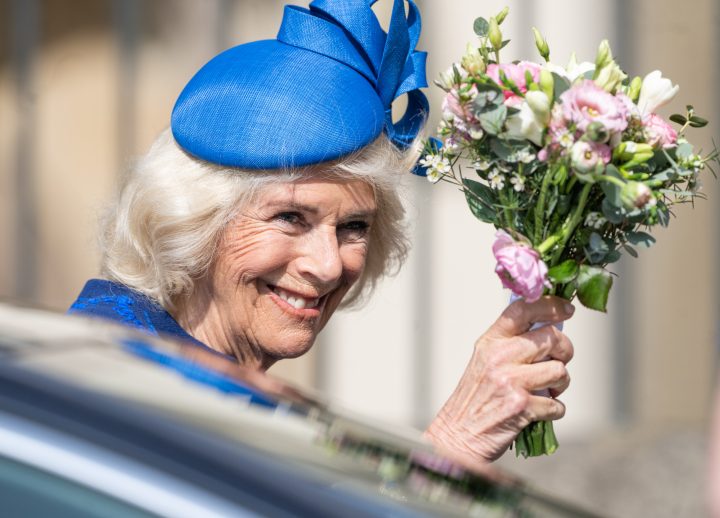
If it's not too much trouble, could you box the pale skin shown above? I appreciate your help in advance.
[176,177,574,464]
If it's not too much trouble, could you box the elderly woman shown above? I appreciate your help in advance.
[69,0,574,464]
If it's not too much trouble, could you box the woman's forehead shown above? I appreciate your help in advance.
[254,178,377,212]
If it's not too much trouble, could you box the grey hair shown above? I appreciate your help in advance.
[100,129,418,310]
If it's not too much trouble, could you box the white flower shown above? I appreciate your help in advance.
[419,154,451,184]
[510,174,525,192]
[473,158,493,171]
[637,70,679,114]
[584,212,607,229]
[505,92,549,147]
[544,53,595,83]
[516,148,536,164]
[488,169,506,190]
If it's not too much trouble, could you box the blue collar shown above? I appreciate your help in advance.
[68,279,233,361]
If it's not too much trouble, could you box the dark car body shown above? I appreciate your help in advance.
[0,302,600,517]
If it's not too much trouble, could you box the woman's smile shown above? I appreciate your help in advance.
[177,177,377,368]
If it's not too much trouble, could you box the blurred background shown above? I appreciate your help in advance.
[1,0,718,515]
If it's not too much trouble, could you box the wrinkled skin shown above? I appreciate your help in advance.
[425,297,574,463]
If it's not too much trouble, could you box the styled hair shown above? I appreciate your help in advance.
[100,129,417,310]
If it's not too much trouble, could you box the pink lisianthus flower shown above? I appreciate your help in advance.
[486,61,542,105]
[492,230,551,303]
[559,80,628,139]
[570,141,611,174]
[643,113,678,149]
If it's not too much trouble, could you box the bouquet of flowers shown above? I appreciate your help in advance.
[418,7,718,457]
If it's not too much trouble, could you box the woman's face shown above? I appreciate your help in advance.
[190,177,376,367]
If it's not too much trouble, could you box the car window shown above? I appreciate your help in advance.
[0,455,156,518]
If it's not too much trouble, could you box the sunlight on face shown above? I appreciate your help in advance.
[187,178,377,368]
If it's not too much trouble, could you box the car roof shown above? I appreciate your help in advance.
[0,302,600,517]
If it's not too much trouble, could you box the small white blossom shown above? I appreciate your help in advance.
[510,174,526,192]
[473,158,493,171]
[419,154,451,184]
[681,154,704,173]
[517,148,536,164]
[584,212,607,229]
[488,169,506,190]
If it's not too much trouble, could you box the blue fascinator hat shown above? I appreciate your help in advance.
[171,0,428,169]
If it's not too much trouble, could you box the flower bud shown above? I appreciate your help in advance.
[637,70,679,114]
[461,43,486,75]
[586,121,609,143]
[613,141,654,166]
[627,76,643,103]
[525,90,550,122]
[594,61,627,93]
[488,17,503,51]
[620,181,653,210]
[539,69,554,100]
[495,6,509,24]
[532,27,550,62]
[594,40,612,71]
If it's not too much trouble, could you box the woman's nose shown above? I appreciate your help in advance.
[295,228,343,285]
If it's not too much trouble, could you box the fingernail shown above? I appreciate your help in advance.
[565,303,575,315]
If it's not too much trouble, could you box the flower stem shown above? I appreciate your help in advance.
[534,167,554,246]
[550,182,593,265]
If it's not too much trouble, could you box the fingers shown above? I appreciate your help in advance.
[490,296,575,338]
[516,324,575,364]
[527,394,566,421]
[514,360,570,394]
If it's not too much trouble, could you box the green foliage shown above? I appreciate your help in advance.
[547,260,578,283]
[463,179,497,223]
[576,265,612,312]
[473,17,489,37]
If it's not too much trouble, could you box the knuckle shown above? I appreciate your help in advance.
[549,360,567,380]
[553,399,566,419]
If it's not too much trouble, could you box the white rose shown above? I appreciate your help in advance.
[637,70,679,114]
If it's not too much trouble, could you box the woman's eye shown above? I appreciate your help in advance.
[339,220,370,239]
[275,212,304,226]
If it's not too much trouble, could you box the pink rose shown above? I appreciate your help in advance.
[493,230,551,303]
[559,80,628,138]
[643,113,678,149]
[486,61,542,105]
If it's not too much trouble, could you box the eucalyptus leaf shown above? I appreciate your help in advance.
[669,114,687,125]
[622,243,638,258]
[584,232,610,264]
[576,265,613,312]
[601,178,622,207]
[601,198,624,224]
[605,250,622,263]
[548,260,579,284]
[478,104,508,135]
[689,116,709,128]
[551,72,570,98]
[626,231,656,248]
[473,17,489,37]
[676,142,693,160]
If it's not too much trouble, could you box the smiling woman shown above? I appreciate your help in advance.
[69,0,576,467]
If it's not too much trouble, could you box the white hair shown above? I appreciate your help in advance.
[101,129,418,310]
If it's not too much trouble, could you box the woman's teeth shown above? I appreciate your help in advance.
[272,287,319,309]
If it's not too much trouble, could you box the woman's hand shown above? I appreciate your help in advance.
[424,296,575,464]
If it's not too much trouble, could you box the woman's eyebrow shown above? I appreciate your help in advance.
[263,201,319,215]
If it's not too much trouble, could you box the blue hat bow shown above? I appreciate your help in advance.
[171,0,428,169]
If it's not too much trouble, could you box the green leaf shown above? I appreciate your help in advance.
[576,265,613,312]
[657,203,670,227]
[463,179,497,223]
[478,104,508,135]
[625,231,656,248]
[689,116,709,128]
[601,198,624,224]
[548,260,579,284]
[605,250,622,263]
[473,17,490,37]
[601,178,622,207]
[551,72,570,99]
[669,114,687,125]
[676,142,693,160]
[622,243,638,257]
[584,232,610,264]
[499,39,511,50]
